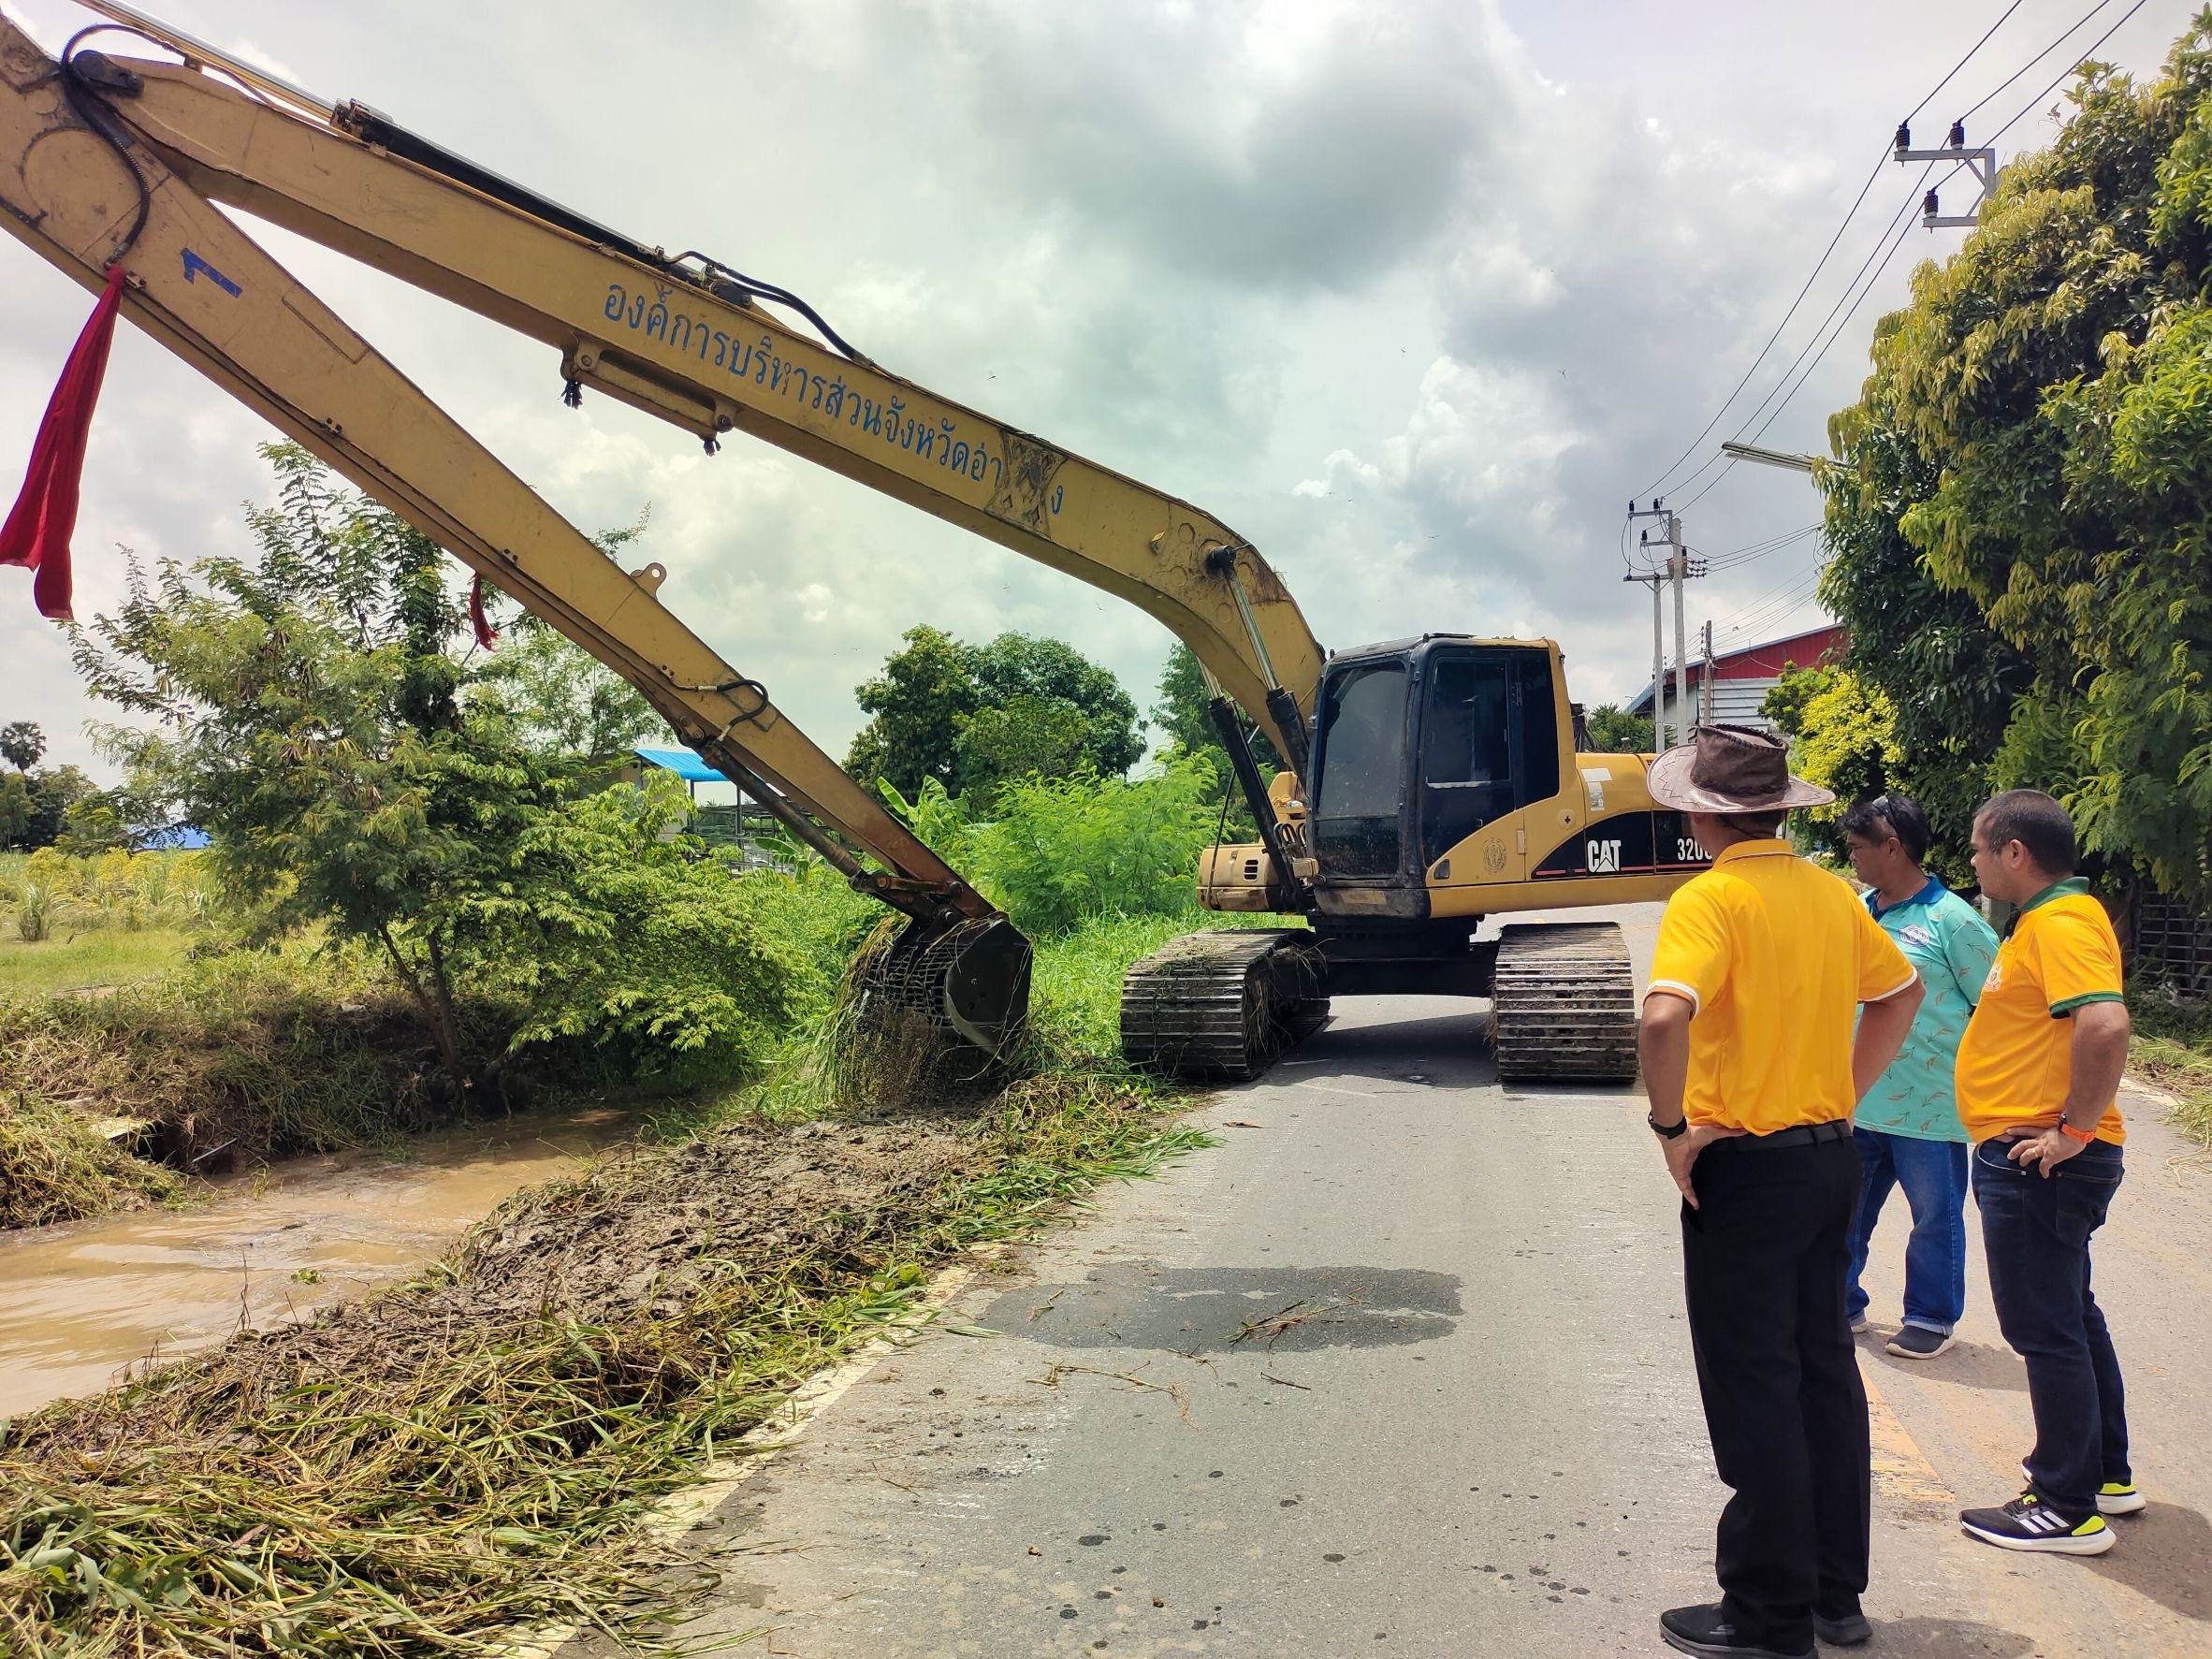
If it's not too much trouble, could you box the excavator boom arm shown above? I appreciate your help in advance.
[39,11,1326,762]
[0,14,978,920]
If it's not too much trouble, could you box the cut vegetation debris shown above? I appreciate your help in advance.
[0,912,1223,1657]
[0,1091,181,1230]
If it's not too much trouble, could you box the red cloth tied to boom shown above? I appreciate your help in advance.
[468,572,498,650]
[0,264,129,621]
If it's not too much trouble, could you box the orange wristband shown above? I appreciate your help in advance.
[2058,1120,2096,1143]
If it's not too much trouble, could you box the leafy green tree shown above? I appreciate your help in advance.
[955,694,1090,800]
[472,514,668,764]
[972,633,1143,779]
[474,617,667,764]
[72,444,577,1078]
[0,772,31,847]
[441,773,807,1075]
[1788,670,1900,833]
[1584,704,1653,753]
[970,756,1221,936]
[846,625,1143,802]
[1818,17,2212,902]
[1759,663,1833,739]
[847,624,981,798]
[0,720,44,771]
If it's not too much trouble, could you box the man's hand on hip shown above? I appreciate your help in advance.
[2007,1126,2087,1176]
[1666,1124,1744,1209]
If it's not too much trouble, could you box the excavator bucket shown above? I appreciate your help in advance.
[851,912,1033,1065]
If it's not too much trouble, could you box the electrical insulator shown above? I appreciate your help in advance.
[1947,120,1966,149]
[1894,121,1911,154]
[1923,189,1941,222]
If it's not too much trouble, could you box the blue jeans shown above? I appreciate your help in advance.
[1844,1127,1968,1334]
[1971,1135,2130,1514]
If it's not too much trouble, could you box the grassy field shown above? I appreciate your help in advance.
[0,927,196,997]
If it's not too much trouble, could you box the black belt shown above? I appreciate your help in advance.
[1713,1119,1853,1153]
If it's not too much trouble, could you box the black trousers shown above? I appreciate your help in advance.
[1681,1133,1870,1649]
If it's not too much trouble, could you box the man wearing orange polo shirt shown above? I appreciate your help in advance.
[1954,790,2137,1556]
[1639,725,1923,1659]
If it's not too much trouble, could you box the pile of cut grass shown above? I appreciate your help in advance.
[0,1091,181,1230]
[0,913,1218,1656]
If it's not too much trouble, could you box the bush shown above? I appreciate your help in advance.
[441,779,817,1082]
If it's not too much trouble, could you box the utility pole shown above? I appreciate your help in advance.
[1894,119,1999,230]
[1699,620,1715,724]
[1625,498,1705,747]
[1623,569,1667,747]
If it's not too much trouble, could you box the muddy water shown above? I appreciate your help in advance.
[0,1106,640,1417]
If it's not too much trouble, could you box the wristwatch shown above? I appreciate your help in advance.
[1647,1112,1688,1141]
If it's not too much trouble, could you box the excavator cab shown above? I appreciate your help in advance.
[1307,637,1565,908]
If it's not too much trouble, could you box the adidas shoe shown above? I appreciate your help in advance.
[2016,1463,2146,1516]
[2096,1480,2146,1516]
[1960,1491,2114,1554]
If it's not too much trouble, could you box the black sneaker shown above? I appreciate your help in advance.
[1660,1603,1814,1658]
[2018,1463,2146,1515]
[1960,1490,2114,1554]
[1885,1325,1954,1360]
[1813,1608,1872,1645]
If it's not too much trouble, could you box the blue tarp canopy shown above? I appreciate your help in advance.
[633,745,729,786]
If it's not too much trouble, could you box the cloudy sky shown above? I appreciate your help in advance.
[0,0,2190,780]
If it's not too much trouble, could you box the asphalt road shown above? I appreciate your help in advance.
[572,903,2212,1658]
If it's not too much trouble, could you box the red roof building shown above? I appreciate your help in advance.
[1627,623,1847,735]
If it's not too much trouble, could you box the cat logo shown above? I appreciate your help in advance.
[1483,839,1509,875]
[1586,837,1623,874]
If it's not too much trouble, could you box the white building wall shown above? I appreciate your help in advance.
[1652,678,1779,744]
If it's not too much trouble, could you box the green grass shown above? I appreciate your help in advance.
[2127,986,2212,1146]
[0,928,196,997]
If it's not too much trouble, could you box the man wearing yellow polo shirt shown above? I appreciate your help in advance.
[1954,789,2137,1556]
[1639,725,1923,1659]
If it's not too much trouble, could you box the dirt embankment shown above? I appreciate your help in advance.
[1,954,525,1230]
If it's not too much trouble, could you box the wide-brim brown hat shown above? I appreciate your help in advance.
[1648,722,1834,814]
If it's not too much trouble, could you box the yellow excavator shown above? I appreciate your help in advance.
[0,4,1711,1083]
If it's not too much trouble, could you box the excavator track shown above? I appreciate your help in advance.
[1121,929,1329,1081]
[1490,922,1639,1084]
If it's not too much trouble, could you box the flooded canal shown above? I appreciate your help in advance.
[0,1106,641,1417]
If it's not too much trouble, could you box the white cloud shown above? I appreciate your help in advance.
[0,0,2190,771]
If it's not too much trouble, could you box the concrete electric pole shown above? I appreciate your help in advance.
[1625,499,1704,747]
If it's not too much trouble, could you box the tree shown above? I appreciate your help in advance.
[846,624,980,799]
[474,617,667,764]
[72,444,577,1078]
[0,720,44,771]
[1758,663,1834,740]
[473,514,668,764]
[1584,704,1653,753]
[1815,17,2212,898]
[846,625,1143,803]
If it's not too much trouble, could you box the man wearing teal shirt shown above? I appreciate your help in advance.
[1841,793,2001,1361]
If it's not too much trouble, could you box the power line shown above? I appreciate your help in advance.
[1979,0,2152,142]
[1635,147,1890,500]
[1672,182,1928,514]
[1912,0,2030,121]
[1957,0,2121,125]
[1637,1,2043,501]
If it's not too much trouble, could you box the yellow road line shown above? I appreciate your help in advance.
[1859,1356,1955,1507]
